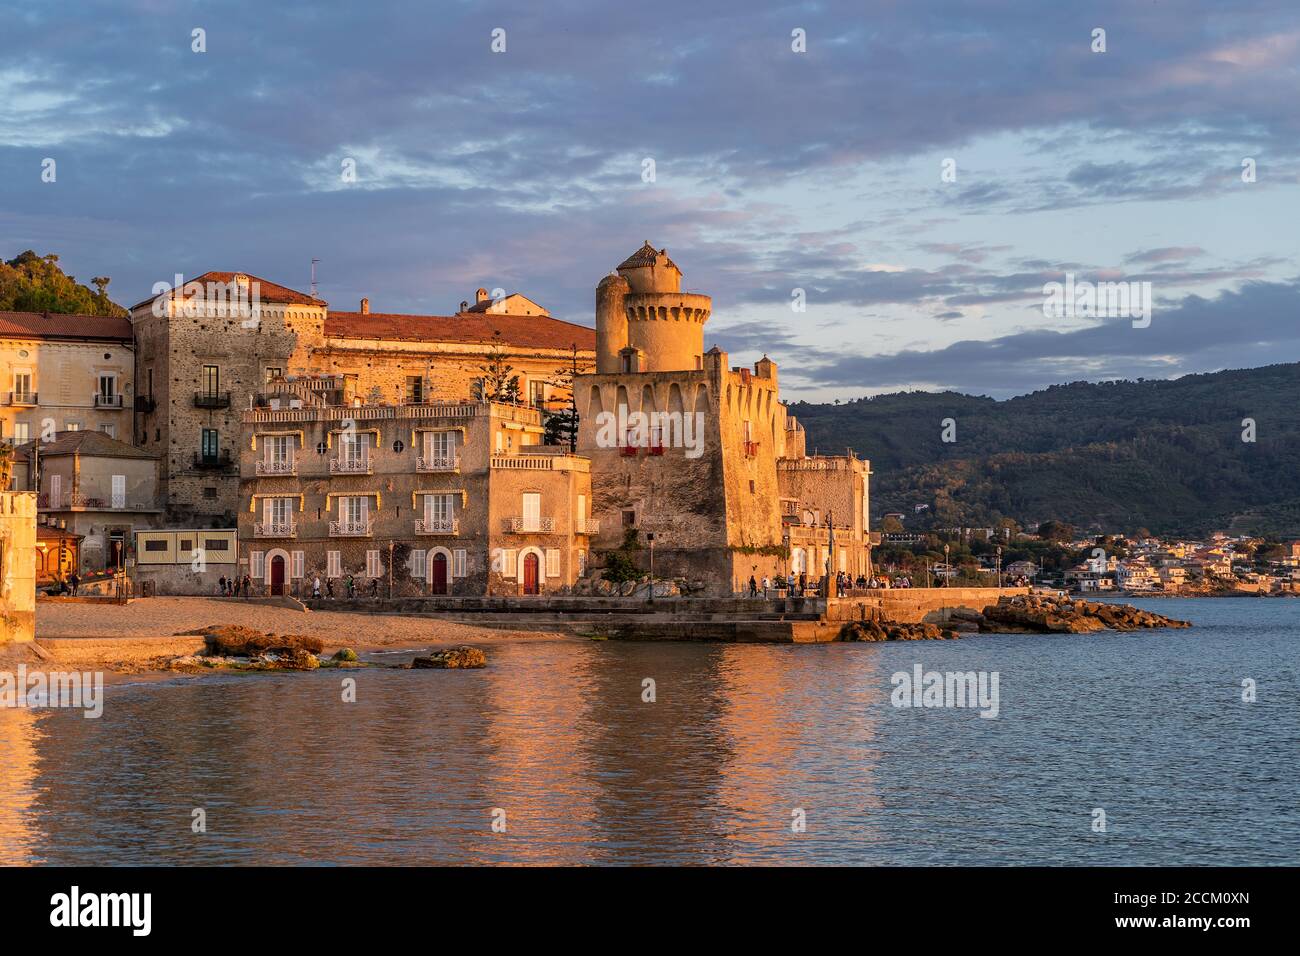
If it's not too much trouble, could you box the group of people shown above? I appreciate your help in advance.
[745,570,920,597]
[309,575,380,600]
[217,575,253,597]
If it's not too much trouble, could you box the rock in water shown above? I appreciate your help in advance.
[840,620,959,641]
[411,646,487,669]
[980,595,1190,633]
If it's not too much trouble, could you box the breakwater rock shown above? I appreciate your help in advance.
[979,595,1191,633]
[840,620,959,642]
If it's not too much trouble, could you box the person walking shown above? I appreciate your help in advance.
[312,575,322,599]
[748,575,758,597]
[345,574,354,599]
[326,577,334,600]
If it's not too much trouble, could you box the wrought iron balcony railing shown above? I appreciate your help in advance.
[415,517,459,535]
[329,457,372,475]
[9,391,37,406]
[253,520,297,538]
[575,518,600,534]
[416,453,460,472]
[94,393,124,408]
[134,395,157,413]
[193,450,234,470]
[505,516,556,533]
[329,519,374,537]
[194,391,231,409]
[255,458,297,476]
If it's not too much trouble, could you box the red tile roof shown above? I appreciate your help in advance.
[0,311,133,342]
[129,272,319,311]
[326,310,596,352]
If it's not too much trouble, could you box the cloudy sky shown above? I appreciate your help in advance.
[2,0,1298,400]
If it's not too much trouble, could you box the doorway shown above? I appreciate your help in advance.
[523,552,540,595]
[270,554,286,595]
[430,553,448,595]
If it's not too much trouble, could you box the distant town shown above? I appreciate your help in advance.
[876,513,1300,595]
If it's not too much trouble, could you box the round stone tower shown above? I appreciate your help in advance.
[600,241,711,373]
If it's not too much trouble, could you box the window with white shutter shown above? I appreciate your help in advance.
[503,549,517,577]
[366,550,380,577]
[453,549,466,578]
[522,493,541,532]
[412,549,427,578]
[50,474,62,508]
[545,548,560,577]
[291,551,304,579]
[111,474,126,509]
[251,551,265,579]
[327,551,341,578]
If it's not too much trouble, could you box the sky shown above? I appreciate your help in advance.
[2,0,1298,401]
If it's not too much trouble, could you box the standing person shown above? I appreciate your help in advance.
[69,571,80,596]
[326,577,334,600]
[345,574,354,599]
[798,570,807,594]
[748,575,758,597]
[761,575,770,597]
[369,578,378,599]
[218,576,226,597]
[312,575,322,599]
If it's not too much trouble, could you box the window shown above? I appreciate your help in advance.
[180,538,193,553]
[411,549,427,578]
[204,538,230,553]
[340,431,372,464]
[405,375,424,404]
[144,540,168,552]
[50,474,61,507]
[453,549,467,578]
[98,372,117,401]
[622,508,636,527]
[365,550,381,578]
[265,367,282,383]
[521,492,541,532]
[12,370,32,402]
[13,422,28,445]
[111,475,126,509]
[203,487,217,499]
[424,493,454,527]
[251,551,265,579]
[326,551,341,578]
[291,551,304,579]
[546,549,560,577]
[341,495,369,528]
[266,435,292,467]
[264,497,293,528]
[99,423,116,439]
[424,430,456,461]
[529,380,546,408]
[578,550,587,576]
[202,365,220,397]
[66,422,79,431]
[202,428,219,459]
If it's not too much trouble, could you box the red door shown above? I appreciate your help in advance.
[523,552,540,595]
[270,555,286,596]
[430,553,448,595]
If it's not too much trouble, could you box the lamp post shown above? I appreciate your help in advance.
[997,545,1003,590]
[646,532,655,604]
[944,543,950,588]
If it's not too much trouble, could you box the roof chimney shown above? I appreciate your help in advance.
[460,300,469,312]
[476,287,489,303]
[360,298,370,314]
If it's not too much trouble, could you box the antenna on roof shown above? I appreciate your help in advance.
[311,258,321,298]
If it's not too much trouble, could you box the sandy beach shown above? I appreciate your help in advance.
[28,597,572,673]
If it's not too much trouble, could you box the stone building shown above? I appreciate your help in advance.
[237,377,593,596]
[575,242,871,592]
[130,274,595,526]
[0,310,134,446]
[18,430,163,572]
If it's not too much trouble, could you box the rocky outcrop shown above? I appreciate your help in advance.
[840,620,959,642]
[411,645,487,669]
[980,595,1191,633]
[195,625,325,657]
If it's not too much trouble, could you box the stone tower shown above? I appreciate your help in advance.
[594,242,711,374]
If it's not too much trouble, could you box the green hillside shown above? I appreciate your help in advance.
[792,365,1300,536]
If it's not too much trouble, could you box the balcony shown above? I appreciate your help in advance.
[253,520,297,538]
[39,492,155,511]
[194,391,231,409]
[416,453,460,472]
[329,519,374,537]
[8,391,37,406]
[93,393,124,408]
[576,517,600,535]
[134,395,157,413]
[505,516,556,533]
[192,450,234,470]
[415,516,459,535]
[329,456,372,475]
[255,458,297,476]
[743,440,759,458]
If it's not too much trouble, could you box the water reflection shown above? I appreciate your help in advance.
[2,600,1296,865]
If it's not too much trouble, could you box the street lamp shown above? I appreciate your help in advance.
[944,543,950,588]
[996,545,1003,590]
[646,532,655,604]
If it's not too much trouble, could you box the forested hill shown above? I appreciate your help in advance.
[791,364,1300,537]
[0,250,127,316]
